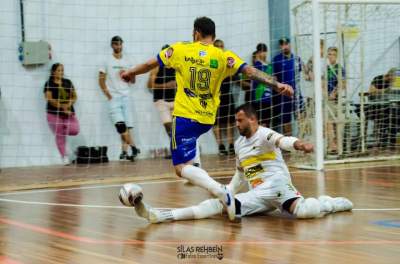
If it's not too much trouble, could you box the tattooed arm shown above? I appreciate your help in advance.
[241,65,294,97]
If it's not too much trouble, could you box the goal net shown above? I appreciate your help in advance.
[0,0,269,176]
[291,0,400,168]
[2,0,399,177]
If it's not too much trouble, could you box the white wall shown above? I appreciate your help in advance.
[0,0,269,167]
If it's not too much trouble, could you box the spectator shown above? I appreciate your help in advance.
[272,37,303,135]
[213,39,236,155]
[325,46,346,153]
[369,68,396,95]
[326,47,345,100]
[147,44,176,158]
[99,36,140,161]
[304,39,326,82]
[368,68,397,148]
[237,51,256,104]
[44,63,80,165]
[251,43,273,127]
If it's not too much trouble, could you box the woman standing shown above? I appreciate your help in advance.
[44,63,80,164]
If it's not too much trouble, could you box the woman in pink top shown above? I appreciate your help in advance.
[44,63,80,164]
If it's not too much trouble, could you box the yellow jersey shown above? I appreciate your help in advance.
[157,41,246,124]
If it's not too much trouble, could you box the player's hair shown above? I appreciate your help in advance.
[111,35,123,44]
[194,17,216,39]
[328,46,338,53]
[49,63,62,81]
[161,44,170,50]
[213,39,224,47]
[256,43,268,52]
[235,103,258,119]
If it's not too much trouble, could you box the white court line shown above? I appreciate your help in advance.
[352,208,400,211]
[322,164,400,172]
[0,197,399,212]
[0,198,128,209]
[1,162,399,197]
[0,178,211,197]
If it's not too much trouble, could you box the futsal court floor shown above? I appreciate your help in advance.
[0,157,399,263]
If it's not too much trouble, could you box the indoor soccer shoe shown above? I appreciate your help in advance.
[131,146,140,158]
[318,195,353,213]
[218,144,228,156]
[331,197,353,212]
[220,185,236,221]
[148,208,175,224]
[119,151,130,161]
[318,195,334,213]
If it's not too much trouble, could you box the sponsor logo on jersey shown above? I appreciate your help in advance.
[266,132,274,141]
[210,59,218,69]
[194,109,213,117]
[244,164,264,179]
[200,100,208,109]
[250,178,264,188]
[199,93,212,100]
[165,47,174,59]
[199,50,207,57]
[184,87,197,97]
[227,57,235,68]
[185,56,205,65]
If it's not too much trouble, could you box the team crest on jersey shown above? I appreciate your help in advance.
[200,99,208,109]
[199,50,207,57]
[165,47,174,59]
[210,59,218,69]
[227,57,235,68]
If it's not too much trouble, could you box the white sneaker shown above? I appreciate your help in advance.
[331,197,353,212]
[319,195,353,213]
[148,208,174,224]
[219,185,236,222]
[131,194,174,224]
[62,156,70,166]
[318,195,334,213]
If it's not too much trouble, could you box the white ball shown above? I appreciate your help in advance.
[119,183,143,207]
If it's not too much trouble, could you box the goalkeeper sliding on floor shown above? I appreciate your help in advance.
[119,103,353,223]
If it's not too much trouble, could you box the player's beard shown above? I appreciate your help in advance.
[113,47,122,55]
[238,125,251,137]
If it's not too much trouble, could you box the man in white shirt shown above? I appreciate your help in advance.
[99,36,140,161]
[120,103,353,223]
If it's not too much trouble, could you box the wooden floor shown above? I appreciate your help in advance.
[0,158,399,263]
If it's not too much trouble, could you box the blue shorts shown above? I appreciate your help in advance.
[171,116,212,166]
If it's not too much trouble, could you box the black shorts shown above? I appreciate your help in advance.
[216,95,235,125]
[253,100,272,127]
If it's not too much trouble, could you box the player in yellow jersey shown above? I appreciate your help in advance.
[120,17,293,221]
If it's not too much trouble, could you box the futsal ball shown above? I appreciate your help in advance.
[119,183,143,207]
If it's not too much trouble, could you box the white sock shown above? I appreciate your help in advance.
[172,199,223,220]
[192,199,223,219]
[181,165,224,198]
[193,141,201,166]
[171,207,195,220]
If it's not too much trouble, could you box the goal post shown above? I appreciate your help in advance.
[292,0,400,170]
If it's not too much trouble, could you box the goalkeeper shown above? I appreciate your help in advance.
[123,104,353,223]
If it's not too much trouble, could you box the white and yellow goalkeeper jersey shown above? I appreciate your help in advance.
[234,126,291,189]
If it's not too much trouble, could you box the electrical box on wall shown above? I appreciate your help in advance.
[18,41,50,66]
